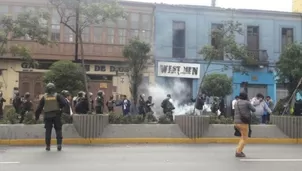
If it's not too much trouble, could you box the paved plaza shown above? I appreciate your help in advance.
[0,144,302,171]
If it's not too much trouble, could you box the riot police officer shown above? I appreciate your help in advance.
[61,90,73,123]
[20,92,33,123]
[35,83,66,151]
[95,90,104,114]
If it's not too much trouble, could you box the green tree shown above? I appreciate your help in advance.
[49,0,124,100]
[0,10,50,65]
[201,73,232,97]
[43,60,86,95]
[194,20,251,112]
[276,43,302,94]
[123,38,151,112]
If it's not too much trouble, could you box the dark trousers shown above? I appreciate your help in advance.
[44,115,63,146]
[95,106,103,114]
[262,114,270,124]
[0,108,3,119]
[231,109,235,120]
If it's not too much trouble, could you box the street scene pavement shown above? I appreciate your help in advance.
[0,144,302,171]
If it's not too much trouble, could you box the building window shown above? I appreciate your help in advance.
[211,23,224,60]
[281,28,294,52]
[130,29,139,38]
[130,13,140,29]
[64,26,74,42]
[117,13,128,28]
[107,28,115,44]
[81,27,90,42]
[142,14,151,30]
[247,26,260,59]
[141,30,150,43]
[51,9,61,41]
[51,25,60,41]
[118,29,127,44]
[0,6,9,16]
[94,27,102,43]
[172,21,185,58]
[12,6,24,19]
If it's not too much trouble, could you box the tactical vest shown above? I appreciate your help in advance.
[44,93,60,113]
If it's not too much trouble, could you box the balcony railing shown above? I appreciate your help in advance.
[6,40,126,61]
[244,49,269,66]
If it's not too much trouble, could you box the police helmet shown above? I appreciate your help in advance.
[97,90,103,96]
[24,92,30,98]
[61,90,70,97]
[46,83,56,93]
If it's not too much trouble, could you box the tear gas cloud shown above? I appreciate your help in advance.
[147,79,196,118]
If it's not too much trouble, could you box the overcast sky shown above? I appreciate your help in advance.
[125,0,291,12]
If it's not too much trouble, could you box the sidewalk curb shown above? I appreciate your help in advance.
[0,138,301,145]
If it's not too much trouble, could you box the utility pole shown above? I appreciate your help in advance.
[211,0,216,7]
[75,0,80,61]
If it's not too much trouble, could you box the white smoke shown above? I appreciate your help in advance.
[147,79,196,118]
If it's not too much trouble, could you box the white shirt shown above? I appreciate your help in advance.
[232,99,237,109]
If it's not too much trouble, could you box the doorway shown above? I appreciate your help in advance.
[165,77,193,105]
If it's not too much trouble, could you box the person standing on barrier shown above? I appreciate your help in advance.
[234,92,256,158]
[19,92,33,123]
[95,90,104,114]
[61,90,73,123]
[13,91,22,114]
[35,83,66,152]
[0,91,6,119]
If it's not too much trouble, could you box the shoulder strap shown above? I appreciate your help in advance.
[236,101,242,115]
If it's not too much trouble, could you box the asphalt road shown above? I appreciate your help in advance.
[1,144,302,171]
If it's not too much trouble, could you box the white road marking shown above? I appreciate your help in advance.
[0,162,20,164]
[240,159,302,162]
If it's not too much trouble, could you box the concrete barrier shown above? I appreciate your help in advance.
[204,124,288,138]
[271,115,302,138]
[72,114,109,138]
[0,124,81,139]
[101,124,187,138]
[175,115,210,138]
[0,114,301,145]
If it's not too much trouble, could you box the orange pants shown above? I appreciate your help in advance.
[234,124,249,153]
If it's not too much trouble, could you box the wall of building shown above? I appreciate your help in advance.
[293,0,302,12]
[154,5,301,103]
[0,60,20,105]
[155,5,302,62]
[0,59,155,106]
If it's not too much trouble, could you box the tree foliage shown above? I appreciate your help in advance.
[0,10,50,65]
[123,38,151,107]
[49,0,125,101]
[49,0,124,34]
[43,60,86,95]
[201,73,232,97]
[276,43,302,94]
[199,20,250,74]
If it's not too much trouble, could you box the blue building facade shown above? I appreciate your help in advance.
[154,4,302,103]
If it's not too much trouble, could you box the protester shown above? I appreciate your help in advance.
[251,93,272,124]
[231,96,239,120]
[234,92,256,158]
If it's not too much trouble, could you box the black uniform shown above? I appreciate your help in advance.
[106,96,115,112]
[0,93,6,119]
[13,92,22,114]
[138,95,146,117]
[35,83,66,151]
[161,94,175,121]
[145,96,154,113]
[20,93,33,123]
[61,90,73,124]
[95,91,104,114]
